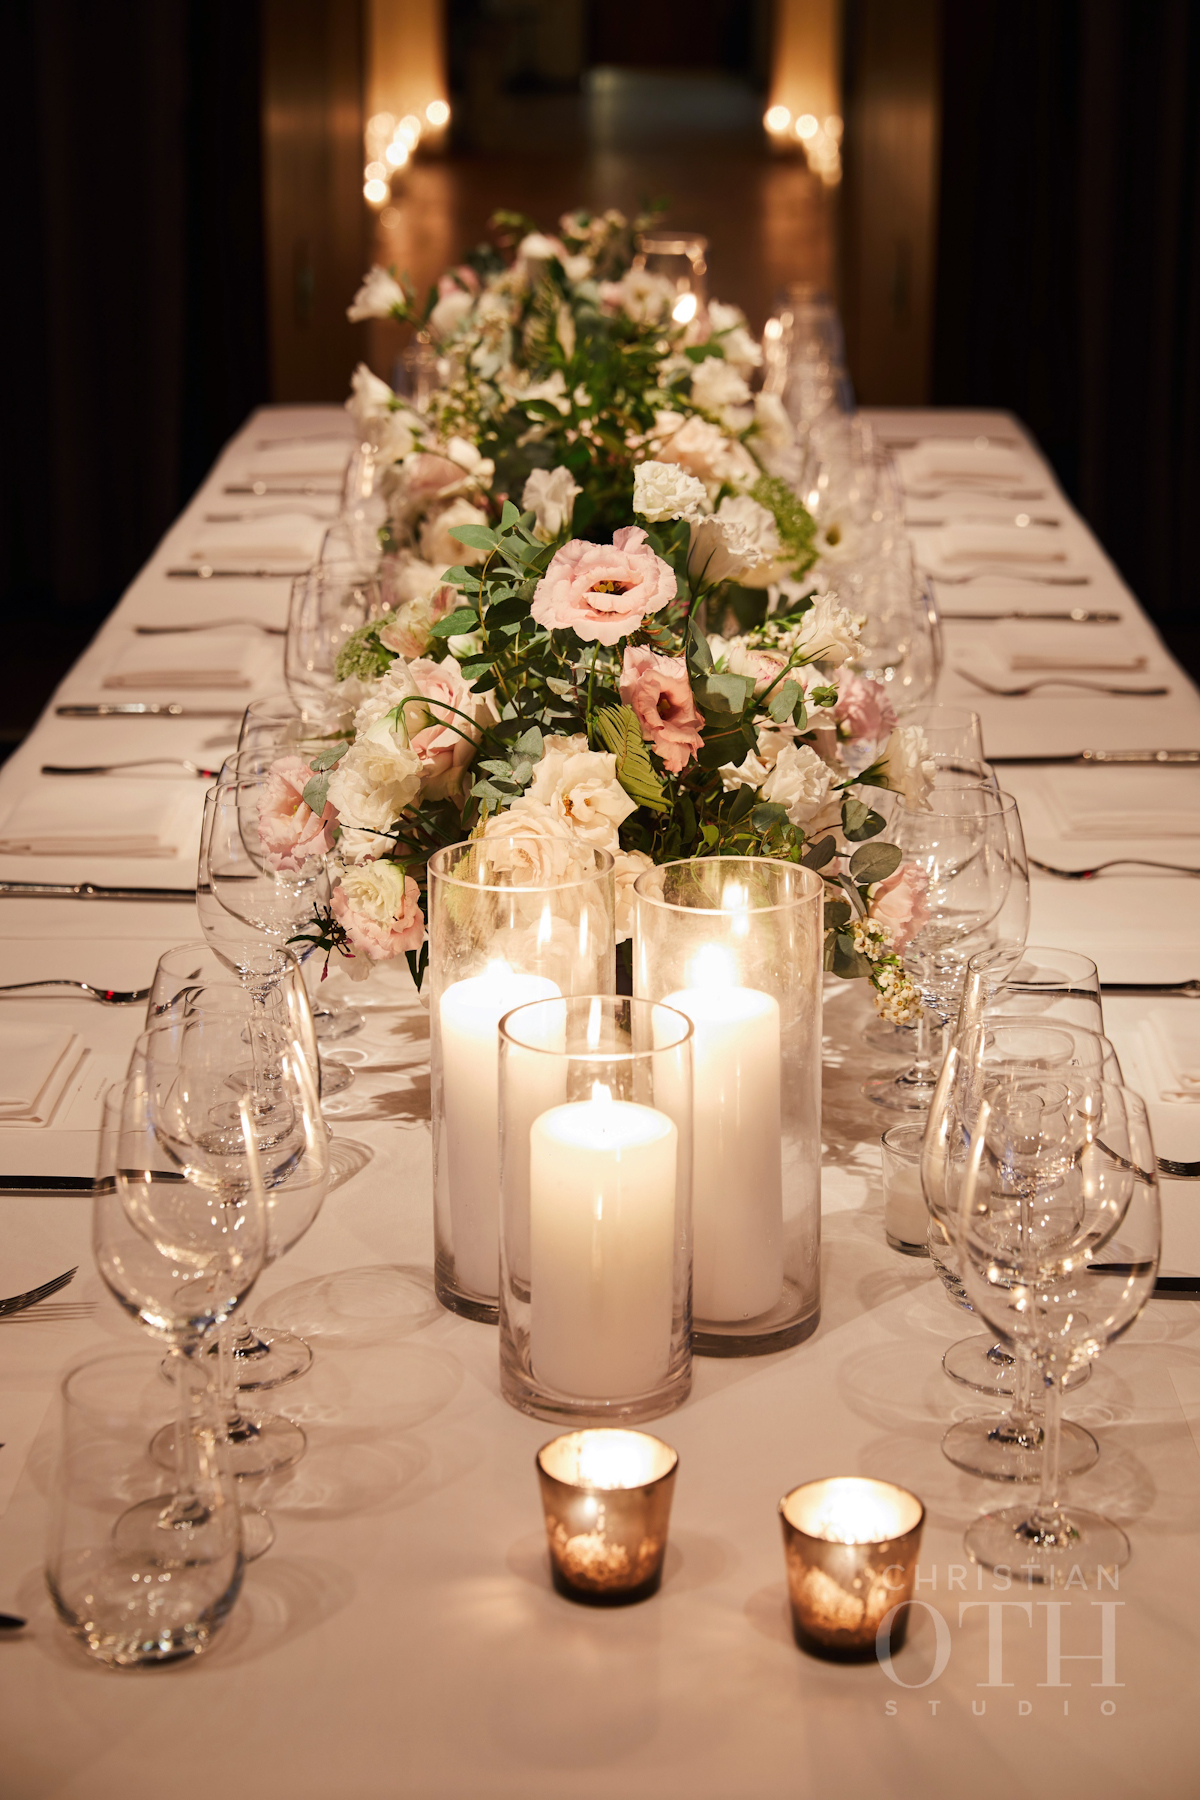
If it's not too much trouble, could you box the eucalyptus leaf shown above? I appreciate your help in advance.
[841,795,887,842]
[751,802,789,834]
[430,607,480,639]
[801,834,838,871]
[449,523,499,551]
[768,679,802,725]
[848,841,903,886]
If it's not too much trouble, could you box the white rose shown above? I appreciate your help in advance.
[419,496,490,570]
[428,288,474,342]
[514,746,636,851]
[522,466,581,542]
[606,268,676,323]
[759,743,835,827]
[879,726,936,809]
[347,267,406,322]
[632,460,709,524]
[690,356,752,420]
[612,848,654,942]
[657,414,760,495]
[718,634,789,695]
[716,494,784,585]
[688,513,758,587]
[346,362,395,430]
[326,727,422,841]
[337,858,412,921]
[478,807,585,885]
[788,592,862,667]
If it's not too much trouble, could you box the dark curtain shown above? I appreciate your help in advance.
[0,1,268,741]
[933,0,1200,642]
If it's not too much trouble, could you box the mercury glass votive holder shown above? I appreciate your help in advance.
[428,836,615,1325]
[779,1477,925,1661]
[633,857,824,1355]
[536,1429,679,1606]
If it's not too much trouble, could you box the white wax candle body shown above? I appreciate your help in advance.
[440,968,559,1299]
[530,1099,677,1399]
[663,984,783,1322]
[884,1163,928,1246]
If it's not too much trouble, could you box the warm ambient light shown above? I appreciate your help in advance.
[363,178,389,206]
[367,111,395,138]
[385,140,409,167]
[426,98,450,127]
[764,104,792,134]
[364,160,387,182]
[795,113,819,140]
[671,292,698,325]
[397,114,422,148]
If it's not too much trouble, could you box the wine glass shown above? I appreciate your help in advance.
[864,788,1025,1112]
[147,944,328,1390]
[97,1071,267,1562]
[130,1002,330,1528]
[961,946,1103,1033]
[956,1079,1160,1584]
[285,561,381,724]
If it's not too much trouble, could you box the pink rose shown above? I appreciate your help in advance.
[619,645,704,774]
[402,657,489,803]
[398,452,471,505]
[331,865,425,973]
[530,526,677,646]
[257,755,335,873]
[869,864,931,953]
[833,671,897,748]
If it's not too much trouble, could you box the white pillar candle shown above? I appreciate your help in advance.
[883,1163,928,1247]
[530,1089,677,1399]
[663,948,783,1322]
[440,962,559,1299]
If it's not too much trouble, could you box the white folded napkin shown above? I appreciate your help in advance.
[1144,1011,1200,1101]
[933,524,1069,566]
[0,785,189,857]
[1038,767,1200,840]
[185,511,327,565]
[236,441,352,480]
[103,634,260,691]
[0,1024,86,1124]
[895,438,1042,492]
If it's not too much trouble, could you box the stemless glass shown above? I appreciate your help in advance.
[956,1081,1161,1584]
[961,946,1103,1032]
[864,789,1025,1112]
[285,561,381,723]
[46,1348,244,1668]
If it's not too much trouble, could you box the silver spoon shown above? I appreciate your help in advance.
[0,980,151,1005]
[957,669,1168,698]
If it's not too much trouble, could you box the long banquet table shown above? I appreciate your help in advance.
[2,405,1199,1800]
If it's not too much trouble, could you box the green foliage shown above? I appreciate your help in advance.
[752,474,819,576]
[592,705,669,813]
[334,620,397,683]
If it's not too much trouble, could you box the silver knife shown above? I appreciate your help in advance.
[990,749,1200,765]
[0,881,196,901]
[1100,979,1200,998]
[56,703,243,720]
[939,609,1121,622]
[167,566,306,580]
[133,622,286,635]
[223,483,340,497]
[0,1175,96,1193]
[1090,1269,1200,1298]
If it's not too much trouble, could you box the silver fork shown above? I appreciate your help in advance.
[957,669,1169,698]
[932,569,1091,586]
[0,1267,77,1317]
[41,758,222,778]
[0,980,150,1005]
[134,621,285,636]
[1030,856,1200,880]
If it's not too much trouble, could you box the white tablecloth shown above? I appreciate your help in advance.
[1,406,1198,1800]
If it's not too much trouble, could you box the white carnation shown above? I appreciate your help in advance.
[716,494,784,585]
[632,460,709,524]
[347,267,406,322]
[721,325,764,378]
[688,513,758,587]
[787,592,862,667]
[690,356,752,420]
[522,466,581,542]
[759,743,835,827]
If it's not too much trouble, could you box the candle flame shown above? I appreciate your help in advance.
[591,1080,613,1108]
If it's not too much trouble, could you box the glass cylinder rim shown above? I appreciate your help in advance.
[427,835,615,895]
[499,992,693,1059]
[536,1428,679,1490]
[632,854,824,916]
[779,1476,926,1543]
[965,943,1100,978]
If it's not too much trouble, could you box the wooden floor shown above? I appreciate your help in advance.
[368,71,835,377]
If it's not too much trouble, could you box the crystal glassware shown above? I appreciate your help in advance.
[285,560,381,724]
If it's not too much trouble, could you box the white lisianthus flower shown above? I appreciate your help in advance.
[759,743,836,827]
[878,726,936,809]
[690,356,752,420]
[719,749,770,793]
[419,496,490,570]
[443,437,495,486]
[715,494,785,585]
[428,287,475,342]
[753,390,795,453]
[513,744,636,851]
[522,466,581,542]
[347,267,406,322]
[346,362,395,430]
[687,513,758,587]
[326,723,422,842]
[787,592,862,667]
[600,268,677,323]
[721,326,764,378]
[612,848,654,941]
[632,460,709,524]
[371,407,421,464]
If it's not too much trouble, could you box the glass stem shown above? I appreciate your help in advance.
[902,1004,936,1089]
[1033,1373,1064,1525]
[163,1343,208,1526]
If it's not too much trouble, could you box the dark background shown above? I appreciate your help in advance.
[4,0,1198,757]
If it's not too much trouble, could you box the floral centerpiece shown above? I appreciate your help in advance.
[277,212,931,1021]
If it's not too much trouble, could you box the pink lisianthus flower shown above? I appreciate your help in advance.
[257,755,335,873]
[833,670,897,749]
[868,864,931,954]
[618,646,704,774]
[331,863,424,977]
[402,656,490,803]
[530,526,677,646]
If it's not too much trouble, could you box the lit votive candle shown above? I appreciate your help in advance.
[529,1086,677,1399]
[779,1476,925,1661]
[881,1122,930,1257]
[662,946,783,1322]
[439,961,559,1300]
[536,1429,679,1605]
